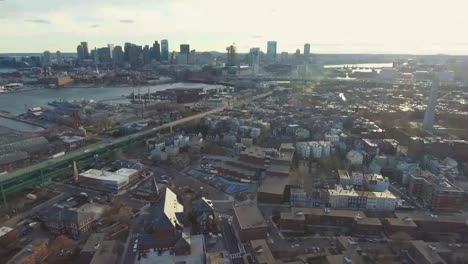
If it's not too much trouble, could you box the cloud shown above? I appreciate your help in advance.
[119,19,135,24]
[90,24,99,28]
[25,18,50,24]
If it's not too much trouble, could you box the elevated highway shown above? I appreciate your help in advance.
[0,108,224,204]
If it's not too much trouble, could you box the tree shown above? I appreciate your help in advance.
[48,235,78,257]
[116,205,134,224]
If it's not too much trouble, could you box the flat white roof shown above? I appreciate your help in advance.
[79,169,129,183]
[115,168,138,177]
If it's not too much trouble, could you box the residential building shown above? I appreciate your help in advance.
[39,196,107,240]
[328,186,397,211]
[408,169,464,212]
[364,173,389,192]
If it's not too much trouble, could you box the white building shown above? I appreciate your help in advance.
[295,141,331,159]
[328,186,397,211]
[296,142,311,159]
[79,168,138,190]
[325,134,340,143]
[365,173,389,192]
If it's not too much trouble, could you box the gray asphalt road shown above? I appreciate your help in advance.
[222,218,244,264]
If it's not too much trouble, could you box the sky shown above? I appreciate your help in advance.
[1,0,468,54]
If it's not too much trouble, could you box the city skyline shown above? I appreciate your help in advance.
[1,0,468,54]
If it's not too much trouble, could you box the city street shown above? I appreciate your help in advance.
[222,218,243,264]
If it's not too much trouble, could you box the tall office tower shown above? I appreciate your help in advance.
[97,47,111,64]
[161,39,169,61]
[124,42,132,62]
[112,45,124,65]
[153,41,161,61]
[267,41,277,60]
[142,45,151,65]
[42,51,51,67]
[81,41,89,59]
[108,44,115,59]
[423,77,439,131]
[304,43,311,56]
[56,51,64,66]
[77,45,84,61]
[249,48,260,76]
[129,45,143,67]
[226,44,237,67]
[178,44,190,64]
[180,44,190,54]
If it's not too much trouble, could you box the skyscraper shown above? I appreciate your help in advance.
[153,41,161,61]
[42,51,51,67]
[77,45,84,61]
[56,51,63,66]
[249,48,260,76]
[80,41,89,59]
[423,77,439,131]
[179,44,190,64]
[226,44,237,67]
[112,46,124,65]
[108,44,115,59]
[267,41,277,60]
[180,44,190,54]
[128,45,143,67]
[161,39,169,61]
[142,45,151,65]
[304,43,311,56]
[124,42,132,62]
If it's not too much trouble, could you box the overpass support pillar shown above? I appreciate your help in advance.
[170,125,173,133]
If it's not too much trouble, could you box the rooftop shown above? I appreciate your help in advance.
[409,240,447,264]
[258,176,289,195]
[79,169,129,184]
[234,205,267,230]
[137,234,205,264]
[150,187,184,230]
[250,239,276,264]
[289,207,365,219]
[384,217,418,228]
[395,212,468,225]
[356,217,382,226]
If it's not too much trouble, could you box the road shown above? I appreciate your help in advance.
[222,218,243,264]
[389,183,423,210]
